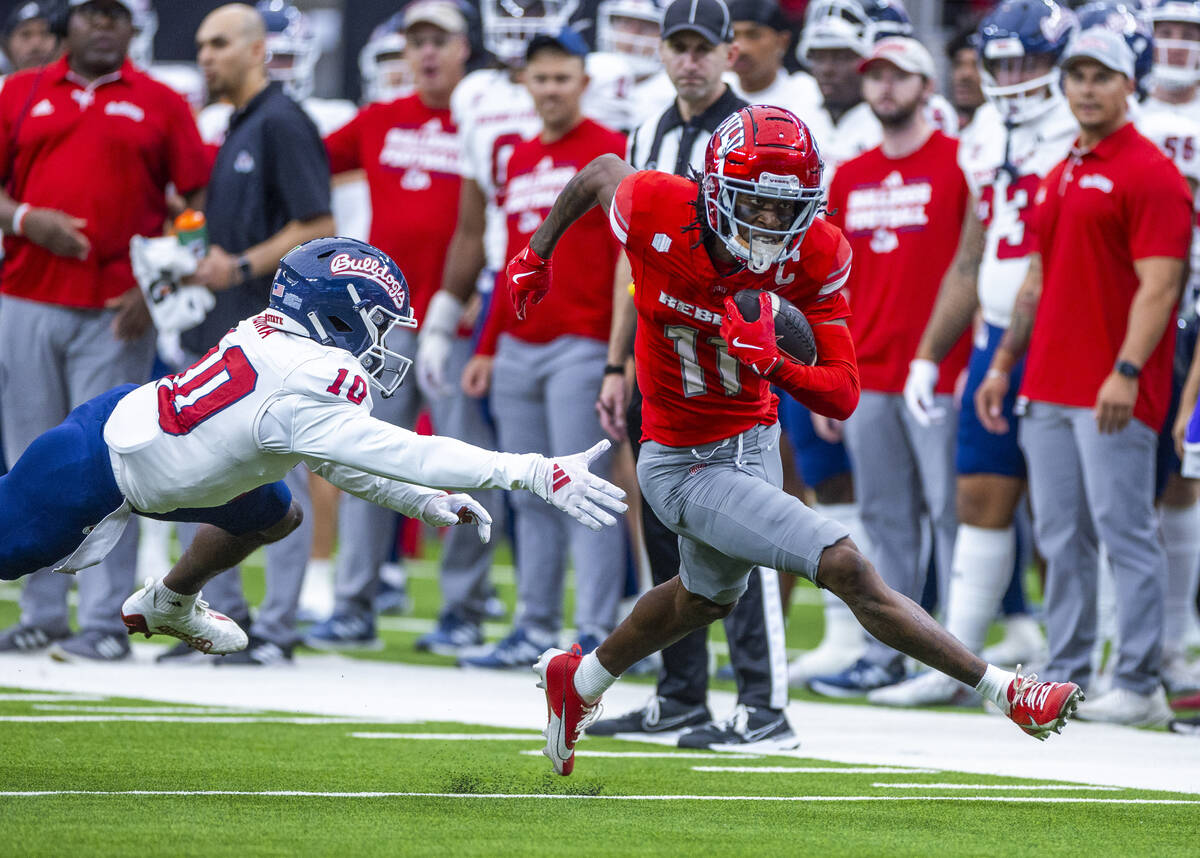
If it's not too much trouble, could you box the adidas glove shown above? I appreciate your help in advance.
[528,440,628,530]
[721,293,782,377]
[507,244,551,320]
[420,492,492,543]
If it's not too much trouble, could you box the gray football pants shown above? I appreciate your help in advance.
[0,295,154,636]
[335,331,503,623]
[174,464,313,647]
[843,391,958,668]
[490,335,625,637]
[1019,403,1164,695]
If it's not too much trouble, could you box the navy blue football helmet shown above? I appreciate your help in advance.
[799,0,912,61]
[1074,1,1154,91]
[267,238,418,398]
[257,0,319,101]
[977,0,1077,122]
[1145,0,1200,88]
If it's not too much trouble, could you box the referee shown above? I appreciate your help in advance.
[590,0,793,749]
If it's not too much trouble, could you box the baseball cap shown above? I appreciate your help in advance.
[402,0,467,34]
[726,0,788,31]
[68,0,132,9]
[1062,27,1135,79]
[857,36,936,79]
[5,1,54,35]
[526,26,590,60]
[662,0,733,46]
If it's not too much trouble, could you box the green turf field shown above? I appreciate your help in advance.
[0,687,1196,858]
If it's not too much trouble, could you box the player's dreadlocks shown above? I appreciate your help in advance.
[681,167,709,250]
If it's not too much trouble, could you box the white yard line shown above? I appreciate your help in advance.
[692,766,941,774]
[0,716,397,724]
[871,783,1124,791]
[2,651,1197,795]
[0,693,106,702]
[1,790,1196,805]
[518,750,764,759]
[351,732,543,740]
[32,705,255,714]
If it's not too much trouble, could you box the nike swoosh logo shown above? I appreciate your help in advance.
[513,271,536,283]
[731,337,762,350]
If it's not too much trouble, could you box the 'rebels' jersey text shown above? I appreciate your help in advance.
[611,171,852,447]
[958,99,1077,329]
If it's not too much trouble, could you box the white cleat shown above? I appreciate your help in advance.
[1162,654,1200,696]
[121,578,248,655]
[866,670,978,707]
[981,615,1047,668]
[1074,686,1173,727]
[787,641,867,687]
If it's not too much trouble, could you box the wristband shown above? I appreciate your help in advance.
[1114,359,1140,379]
[985,368,1008,381]
[11,202,30,236]
[236,254,252,285]
[603,364,625,376]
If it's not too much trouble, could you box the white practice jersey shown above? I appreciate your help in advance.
[958,99,1078,329]
[105,314,536,515]
[454,62,633,271]
[199,98,370,241]
[147,63,206,112]
[1144,92,1200,126]
[630,71,676,129]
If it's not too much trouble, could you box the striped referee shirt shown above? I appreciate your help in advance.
[626,85,747,176]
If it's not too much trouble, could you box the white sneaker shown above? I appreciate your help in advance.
[1162,654,1200,696]
[1074,686,1172,727]
[121,578,248,655]
[866,670,978,707]
[787,640,867,686]
[981,615,1047,668]
[297,559,335,624]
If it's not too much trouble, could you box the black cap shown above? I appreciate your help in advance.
[4,1,53,36]
[662,0,733,46]
[526,26,590,61]
[726,0,788,31]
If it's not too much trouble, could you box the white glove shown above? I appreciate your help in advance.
[420,491,492,543]
[130,235,214,333]
[416,291,464,399]
[529,440,628,530]
[903,358,945,427]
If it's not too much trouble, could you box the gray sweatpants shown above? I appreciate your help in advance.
[0,296,155,636]
[490,334,625,637]
[638,422,849,603]
[843,391,958,668]
[1019,403,1164,695]
[176,464,313,647]
[335,330,503,622]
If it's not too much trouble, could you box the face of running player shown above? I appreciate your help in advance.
[66,0,133,78]
[731,21,788,93]
[405,22,468,103]
[807,46,861,111]
[949,45,984,115]
[861,61,929,129]
[661,30,737,105]
[1063,58,1133,140]
[197,5,267,104]
[525,47,589,136]
[4,17,58,71]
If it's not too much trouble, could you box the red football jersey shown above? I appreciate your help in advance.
[325,93,461,322]
[480,118,626,354]
[611,170,853,447]
[826,131,971,394]
[1024,122,1193,431]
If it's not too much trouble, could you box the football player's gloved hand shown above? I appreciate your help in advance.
[903,359,945,427]
[130,235,214,333]
[507,244,551,320]
[420,492,492,543]
[416,291,463,398]
[528,440,628,530]
[721,293,781,377]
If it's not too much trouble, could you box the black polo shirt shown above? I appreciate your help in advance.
[182,81,331,353]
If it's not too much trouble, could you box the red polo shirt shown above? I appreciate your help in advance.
[0,57,209,309]
[1023,122,1193,431]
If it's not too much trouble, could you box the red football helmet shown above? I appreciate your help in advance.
[701,105,825,273]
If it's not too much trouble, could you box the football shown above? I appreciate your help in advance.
[732,289,819,366]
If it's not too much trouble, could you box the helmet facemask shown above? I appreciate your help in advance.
[1151,19,1200,89]
[481,0,576,66]
[703,172,824,274]
[596,0,663,77]
[348,285,417,398]
[980,51,1061,123]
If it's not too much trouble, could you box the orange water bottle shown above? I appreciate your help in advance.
[173,209,208,259]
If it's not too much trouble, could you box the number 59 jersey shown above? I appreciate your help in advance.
[958,100,1078,329]
[104,313,379,514]
[611,170,852,448]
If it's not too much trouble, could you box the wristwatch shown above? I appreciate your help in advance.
[236,254,252,285]
[1115,359,1141,379]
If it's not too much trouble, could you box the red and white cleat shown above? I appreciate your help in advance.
[1005,665,1083,740]
[121,578,248,655]
[533,645,603,776]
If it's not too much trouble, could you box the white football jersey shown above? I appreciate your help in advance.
[730,70,832,155]
[958,98,1078,329]
[198,97,370,241]
[581,51,636,132]
[147,63,206,112]
[105,314,534,515]
[629,71,676,129]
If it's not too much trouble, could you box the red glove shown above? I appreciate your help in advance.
[721,293,782,376]
[507,244,551,320]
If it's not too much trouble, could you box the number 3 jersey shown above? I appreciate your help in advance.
[102,313,531,515]
[610,170,852,447]
[958,100,1078,330]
